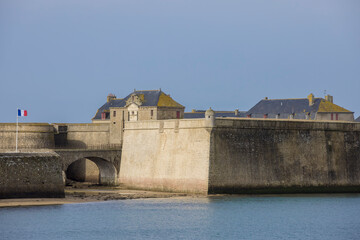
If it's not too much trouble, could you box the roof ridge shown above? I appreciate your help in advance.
[264,98,322,101]
[134,90,161,92]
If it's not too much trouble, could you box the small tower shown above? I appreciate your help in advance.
[205,107,215,127]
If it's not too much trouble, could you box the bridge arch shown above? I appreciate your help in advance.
[56,149,121,186]
[66,157,118,186]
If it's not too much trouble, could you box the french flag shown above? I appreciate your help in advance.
[18,109,27,117]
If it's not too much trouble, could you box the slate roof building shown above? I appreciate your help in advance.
[92,89,185,145]
[184,109,246,119]
[246,94,354,121]
[92,89,185,123]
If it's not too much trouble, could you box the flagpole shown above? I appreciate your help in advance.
[16,109,18,153]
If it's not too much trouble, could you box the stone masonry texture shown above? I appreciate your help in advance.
[0,152,65,198]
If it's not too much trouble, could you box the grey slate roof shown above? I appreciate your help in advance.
[356,116,360,122]
[93,90,168,120]
[184,110,246,119]
[246,98,322,120]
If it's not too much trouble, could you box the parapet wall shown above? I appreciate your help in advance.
[53,123,110,148]
[119,119,211,194]
[0,152,65,198]
[0,123,55,150]
[209,118,360,193]
[0,123,112,150]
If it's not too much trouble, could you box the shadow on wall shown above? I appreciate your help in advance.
[65,157,118,186]
[66,158,99,183]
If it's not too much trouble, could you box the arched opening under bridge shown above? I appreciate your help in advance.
[66,157,118,186]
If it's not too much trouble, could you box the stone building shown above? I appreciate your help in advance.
[246,93,354,121]
[92,89,185,144]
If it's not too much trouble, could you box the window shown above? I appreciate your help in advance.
[101,112,106,120]
[113,111,116,117]
[176,111,180,119]
[151,110,153,116]
[331,113,334,120]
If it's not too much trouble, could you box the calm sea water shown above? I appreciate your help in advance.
[0,194,359,240]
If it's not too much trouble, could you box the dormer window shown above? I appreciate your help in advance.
[101,112,109,120]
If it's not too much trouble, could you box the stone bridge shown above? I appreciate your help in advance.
[54,149,122,186]
[0,123,123,187]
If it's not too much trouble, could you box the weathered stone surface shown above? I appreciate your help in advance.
[119,118,360,194]
[209,119,360,193]
[0,152,65,198]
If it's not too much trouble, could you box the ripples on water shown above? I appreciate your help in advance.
[0,194,359,240]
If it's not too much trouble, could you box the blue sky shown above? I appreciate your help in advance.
[1,0,359,123]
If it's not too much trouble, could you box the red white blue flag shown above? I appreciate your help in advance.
[18,109,27,117]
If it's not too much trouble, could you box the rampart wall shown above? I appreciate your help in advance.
[0,152,65,198]
[0,123,55,150]
[119,119,211,194]
[209,119,360,193]
[120,118,360,194]
[53,123,110,148]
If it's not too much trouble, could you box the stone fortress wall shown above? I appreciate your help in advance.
[120,119,211,194]
[1,117,360,196]
[0,152,64,198]
[209,118,360,193]
[0,123,117,198]
[0,123,112,150]
[0,123,55,150]
[120,117,360,194]
[53,123,111,148]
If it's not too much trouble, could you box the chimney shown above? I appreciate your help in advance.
[192,109,196,113]
[264,97,268,100]
[235,109,239,116]
[325,94,333,103]
[308,93,314,106]
[107,93,116,102]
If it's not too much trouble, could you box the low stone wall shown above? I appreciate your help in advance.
[209,118,360,193]
[120,119,211,194]
[0,152,65,198]
[0,123,55,150]
[53,123,110,148]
